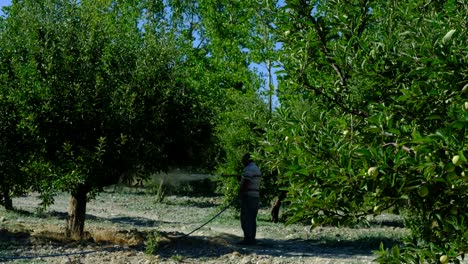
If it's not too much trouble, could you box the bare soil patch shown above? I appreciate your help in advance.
[0,188,408,263]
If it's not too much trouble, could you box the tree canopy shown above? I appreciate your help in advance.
[0,0,232,238]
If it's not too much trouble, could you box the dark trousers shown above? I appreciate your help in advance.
[240,196,259,241]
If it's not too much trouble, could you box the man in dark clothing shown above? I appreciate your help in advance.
[238,153,261,245]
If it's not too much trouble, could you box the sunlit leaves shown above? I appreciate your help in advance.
[269,0,467,262]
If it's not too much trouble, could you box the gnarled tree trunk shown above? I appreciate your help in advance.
[66,185,88,240]
[1,185,13,210]
[271,190,286,223]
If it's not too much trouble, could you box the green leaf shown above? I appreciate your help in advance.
[442,29,456,44]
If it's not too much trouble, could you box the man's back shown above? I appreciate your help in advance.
[241,162,261,198]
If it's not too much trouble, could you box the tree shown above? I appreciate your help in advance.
[178,0,286,217]
[0,0,218,239]
[266,0,467,261]
[0,8,37,210]
[214,89,270,203]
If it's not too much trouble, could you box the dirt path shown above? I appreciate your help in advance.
[0,190,407,263]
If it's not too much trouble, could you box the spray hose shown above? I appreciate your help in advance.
[163,197,237,246]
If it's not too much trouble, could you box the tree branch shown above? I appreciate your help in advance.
[300,77,369,117]
[382,142,415,154]
[356,0,371,37]
[292,1,373,118]
[307,15,347,87]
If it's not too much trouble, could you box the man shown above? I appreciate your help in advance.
[238,153,261,245]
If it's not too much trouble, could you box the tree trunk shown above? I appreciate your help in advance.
[66,185,88,240]
[1,186,13,210]
[271,191,287,223]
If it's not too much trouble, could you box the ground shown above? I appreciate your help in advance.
[0,187,410,264]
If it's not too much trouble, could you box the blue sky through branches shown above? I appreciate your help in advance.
[0,0,11,16]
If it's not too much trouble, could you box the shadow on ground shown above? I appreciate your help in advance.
[163,198,221,209]
[11,208,177,228]
[107,216,174,227]
[155,231,401,260]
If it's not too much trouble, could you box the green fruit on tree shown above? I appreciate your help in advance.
[373,205,383,214]
[463,101,468,112]
[440,255,448,264]
[368,167,378,177]
[418,185,429,197]
[452,155,463,166]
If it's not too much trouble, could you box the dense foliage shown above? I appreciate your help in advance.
[0,85,31,210]
[260,0,467,262]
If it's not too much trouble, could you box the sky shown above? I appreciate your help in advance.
[0,0,10,6]
[0,0,11,16]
